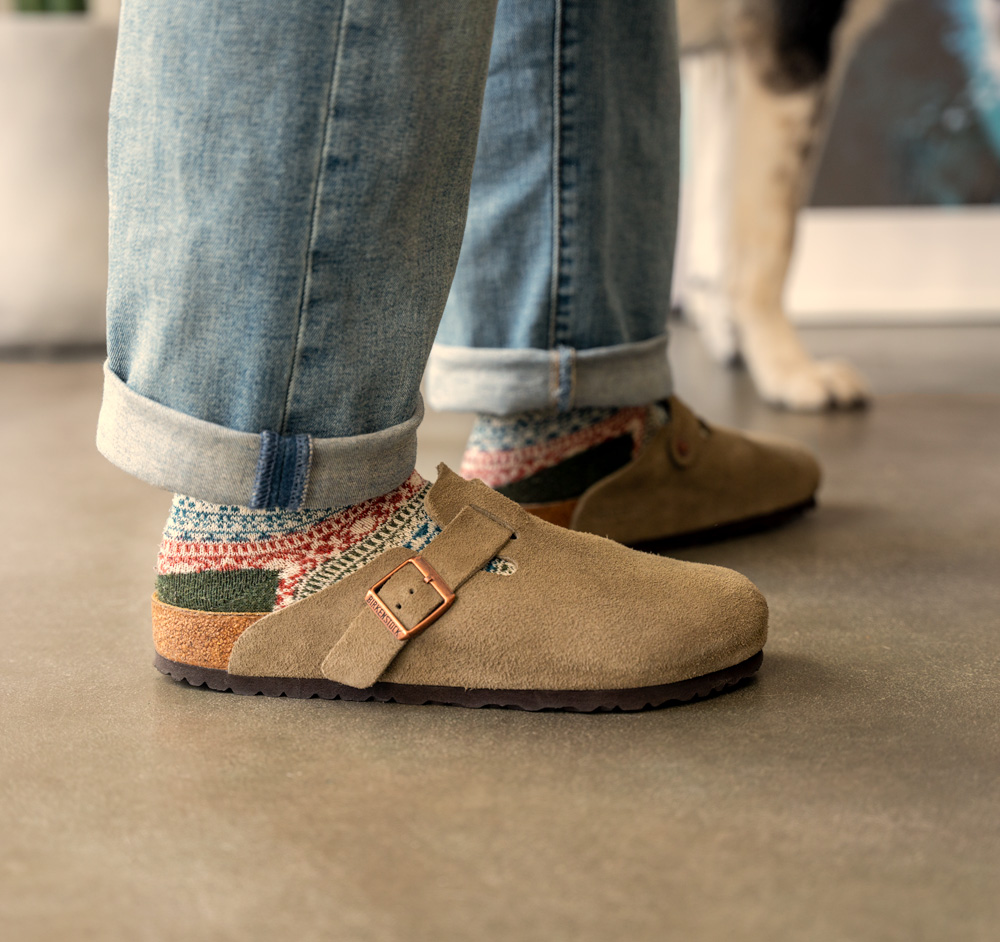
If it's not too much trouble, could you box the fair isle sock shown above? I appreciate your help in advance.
[155,471,514,614]
[460,403,669,504]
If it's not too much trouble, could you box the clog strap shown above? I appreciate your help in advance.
[666,396,707,469]
[321,504,514,688]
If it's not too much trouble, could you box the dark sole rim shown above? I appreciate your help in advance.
[153,650,764,713]
[631,496,816,552]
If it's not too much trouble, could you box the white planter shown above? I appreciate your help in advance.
[0,15,117,347]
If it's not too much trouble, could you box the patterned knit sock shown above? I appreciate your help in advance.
[460,403,670,504]
[155,471,514,615]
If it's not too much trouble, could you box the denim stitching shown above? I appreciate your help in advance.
[279,0,351,435]
[556,345,574,413]
[275,438,294,508]
[548,350,560,409]
[288,434,313,509]
[555,0,580,349]
[249,432,312,509]
[249,431,279,509]
[548,0,563,351]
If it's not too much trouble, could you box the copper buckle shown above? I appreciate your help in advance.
[365,556,456,641]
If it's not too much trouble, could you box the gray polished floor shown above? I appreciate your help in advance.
[2,325,998,941]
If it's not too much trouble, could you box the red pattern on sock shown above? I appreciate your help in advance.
[460,407,648,487]
[158,471,425,608]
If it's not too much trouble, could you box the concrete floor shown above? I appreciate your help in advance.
[2,325,998,941]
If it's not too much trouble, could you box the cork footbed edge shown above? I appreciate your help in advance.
[151,594,264,671]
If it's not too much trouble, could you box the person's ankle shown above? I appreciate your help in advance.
[460,403,668,504]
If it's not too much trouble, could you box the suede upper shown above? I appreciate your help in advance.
[570,397,821,544]
[225,465,768,691]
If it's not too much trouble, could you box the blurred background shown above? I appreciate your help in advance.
[790,0,1000,321]
[1,0,999,351]
[0,0,119,349]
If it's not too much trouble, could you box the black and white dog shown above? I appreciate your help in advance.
[675,0,895,410]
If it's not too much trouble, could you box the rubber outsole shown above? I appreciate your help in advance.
[632,497,816,552]
[153,650,764,713]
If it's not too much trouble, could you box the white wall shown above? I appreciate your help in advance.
[0,10,117,346]
[787,207,1000,324]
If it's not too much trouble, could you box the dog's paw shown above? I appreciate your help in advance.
[756,358,871,412]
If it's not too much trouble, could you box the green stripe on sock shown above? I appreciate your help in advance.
[156,570,280,613]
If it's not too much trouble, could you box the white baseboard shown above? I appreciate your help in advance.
[787,207,1000,324]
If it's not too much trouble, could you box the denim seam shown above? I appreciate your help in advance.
[250,432,279,509]
[278,0,351,435]
[248,432,312,509]
[548,0,563,352]
[556,345,574,412]
[295,435,314,506]
[281,434,310,508]
[555,0,579,351]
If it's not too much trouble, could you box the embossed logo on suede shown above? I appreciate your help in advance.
[366,592,407,639]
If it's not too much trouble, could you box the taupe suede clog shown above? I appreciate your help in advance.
[518,397,821,546]
[153,466,768,712]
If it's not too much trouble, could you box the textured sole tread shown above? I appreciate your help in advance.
[153,651,763,713]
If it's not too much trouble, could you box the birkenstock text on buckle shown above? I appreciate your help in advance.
[364,555,456,640]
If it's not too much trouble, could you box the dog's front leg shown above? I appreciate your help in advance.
[675,51,741,365]
[729,53,870,411]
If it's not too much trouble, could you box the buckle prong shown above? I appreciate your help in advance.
[365,556,455,641]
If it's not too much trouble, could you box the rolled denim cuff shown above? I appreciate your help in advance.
[425,335,672,415]
[96,363,421,508]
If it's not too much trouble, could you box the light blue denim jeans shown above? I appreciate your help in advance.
[97,0,680,509]
[429,0,680,414]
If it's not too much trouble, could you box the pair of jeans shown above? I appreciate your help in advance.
[97,0,681,509]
